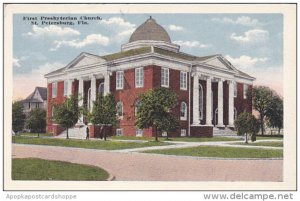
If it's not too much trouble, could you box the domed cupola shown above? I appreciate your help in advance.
[121,16,180,52]
[129,16,171,43]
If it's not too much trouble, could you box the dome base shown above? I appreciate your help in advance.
[121,40,180,52]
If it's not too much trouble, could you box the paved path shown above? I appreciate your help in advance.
[12,144,283,181]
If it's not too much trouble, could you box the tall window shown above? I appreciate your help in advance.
[180,102,187,120]
[135,67,144,88]
[64,81,68,96]
[180,71,187,90]
[161,67,169,87]
[98,83,104,96]
[116,71,124,90]
[52,82,57,98]
[116,102,123,117]
[199,83,203,120]
[243,84,248,99]
[135,100,142,116]
[234,82,237,97]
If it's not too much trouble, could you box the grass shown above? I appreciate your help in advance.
[143,146,283,158]
[256,136,283,140]
[233,141,283,147]
[110,136,241,142]
[12,136,168,150]
[16,133,53,137]
[12,158,109,180]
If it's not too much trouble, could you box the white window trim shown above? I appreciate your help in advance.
[234,82,237,98]
[199,83,204,120]
[161,67,169,88]
[116,71,124,90]
[64,81,68,96]
[52,82,57,98]
[180,129,187,137]
[116,128,123,136]
[180,102,187,121]
[243,84,248,99]
[136,129,143,137]
[180,71,187,90]
[135,67,144,88]
[116,101,123,119]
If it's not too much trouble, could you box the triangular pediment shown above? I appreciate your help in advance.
[66,53,106,70]
[202,57,234,71]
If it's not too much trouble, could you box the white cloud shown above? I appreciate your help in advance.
[50,34,109,51]
[211,16,261,27]
[13,62,65,100]
[168,24,184,31]
[230,29,269,43]
[99,17,136,38]
[24,25,80,37]
[13,58,21,68]
[174,40,211,48]
[225,55,269,69]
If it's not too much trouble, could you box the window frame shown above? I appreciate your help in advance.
[180,129,187,137]
[116,128,123,136]
[234,82,237,98]
[180,71,187,90]
[63,81,68,96]
[116,101,123,118]
[180,102,187,121]
[243,84,248,99]
[116,71,124,90]
[135,67,144,88]
[52,82,57,98]
[199,83,204,120]
[136,129,143,137]
[161,67,169,88]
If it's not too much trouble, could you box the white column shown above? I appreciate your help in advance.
[77,78,84,124]
[192,73,200,125]
[217,79,224,127]
[228,80,234,127]
[206,77,212,125]
[90,75,96,110]
[104,72,110,95]
[67,79,73,96]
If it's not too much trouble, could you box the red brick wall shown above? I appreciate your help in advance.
[47,81,67,134]
[234,83,252,117]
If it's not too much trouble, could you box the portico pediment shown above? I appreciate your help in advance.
[66,52,106,70]
[201,56,236,72]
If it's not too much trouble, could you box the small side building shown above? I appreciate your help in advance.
[22,87,47,115]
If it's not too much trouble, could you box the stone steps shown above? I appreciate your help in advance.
[213,127,240,137]
[56,125,87,139]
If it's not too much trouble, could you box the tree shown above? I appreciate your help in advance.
[266,95,283,134]
[12,101,26,133]
[26,108,46,137]
[234,112,260,143]
[136,87,179,142]
[248,86,274,135]
[91,94,117,141]
[52,95,80,139]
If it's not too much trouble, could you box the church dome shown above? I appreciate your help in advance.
[129,17,171,43]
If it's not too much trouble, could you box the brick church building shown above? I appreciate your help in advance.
[45,17,254,138]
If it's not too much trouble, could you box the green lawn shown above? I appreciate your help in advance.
[143,146,283,158]
[110,136,241,142]
[12,158,109,180]
[233,141,283,147]
[256,136,283,141]
[12,136,168,150]
[17,133,53,137]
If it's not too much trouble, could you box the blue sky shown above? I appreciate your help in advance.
[13,13,283,99]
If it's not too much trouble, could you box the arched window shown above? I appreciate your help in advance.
[116,102,123,117]
[180,102,187,120]
[98,83,104,96]
[135,100,142,116]
[199,84,203,120]
[87,88,91,111]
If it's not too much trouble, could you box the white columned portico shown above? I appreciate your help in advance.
[77,77,84,124]
[206,77,212,125]
[192,73,200,125]
[90,75,96,110]
[104,72,111,95]
[217,78,224,127]
[67,79,73,96]
[228,80,235,127]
